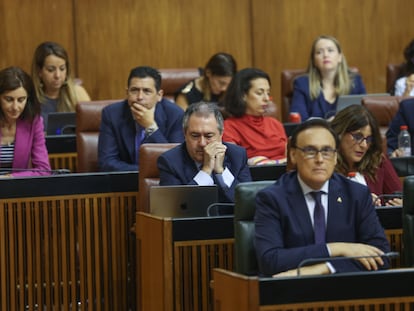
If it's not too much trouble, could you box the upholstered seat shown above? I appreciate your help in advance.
[137,143,179,212]
[386,63,403,94]
[159,68,202,101]
[76,99,120,172]
[234,180,274,275]
[361,96,402,152]
[280,69,307,122]
[403,176,414,266]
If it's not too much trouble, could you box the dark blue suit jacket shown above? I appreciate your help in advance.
[98,99,184,171]
[157,142,252,202]
[386,98,414,155]
[254,171,390,276]
[290,74,366,121]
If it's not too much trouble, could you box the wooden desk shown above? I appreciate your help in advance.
[136,210,403,311]
[213,268,414,311]
[0,172,138,311]
[136,204,403,311]
[136,212,234,311]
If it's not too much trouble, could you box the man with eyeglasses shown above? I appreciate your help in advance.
[254,118,390,277]
[98,66,184,171]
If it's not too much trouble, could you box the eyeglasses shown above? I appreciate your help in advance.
[295,146,337,159]
[348,132,373,145]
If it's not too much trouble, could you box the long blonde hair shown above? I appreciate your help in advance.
[307,35,356,100]
[31,41,78,112]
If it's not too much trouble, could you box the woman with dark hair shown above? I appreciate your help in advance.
[331,104,401,206]
[394,39,414,97]
[31,41,90,127]
[0,66,51,177]
[222,68,287,165]
[175,52,237,111]
[290,35,366,121]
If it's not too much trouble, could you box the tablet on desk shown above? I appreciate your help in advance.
[150,185,218,218]
[47,112,76,135]
[336,93,390,113]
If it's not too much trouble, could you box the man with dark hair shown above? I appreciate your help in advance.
[157,101,251,202]
[98,66,184,171]
[255,118,390,277]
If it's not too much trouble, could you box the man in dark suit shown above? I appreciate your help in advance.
[255,118,390,277]
[386,97,414,157]
[98,66,184,171]
[157,101,252,202]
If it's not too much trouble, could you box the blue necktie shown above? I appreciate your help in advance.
[135,126,145,164]
[311,191,326,244]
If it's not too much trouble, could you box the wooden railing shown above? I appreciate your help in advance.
[49,152,78,172]
[0,172,138,311]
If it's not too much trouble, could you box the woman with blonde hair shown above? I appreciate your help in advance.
[31,41,90,128]
[290,35,366,121]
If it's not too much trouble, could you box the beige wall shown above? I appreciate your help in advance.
[1,0,413,115]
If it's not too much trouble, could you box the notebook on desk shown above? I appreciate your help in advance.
[336,93,390,113]
[150,185,218,218]
[46,112,76,135]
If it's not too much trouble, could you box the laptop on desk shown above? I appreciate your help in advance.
[46,112,76,135]
[150,185,218,218]
[336,93,390,113]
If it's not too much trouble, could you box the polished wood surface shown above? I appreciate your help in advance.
[1,0,414,120]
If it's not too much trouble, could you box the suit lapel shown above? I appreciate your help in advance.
[326,176,346,238]
[287,176,315,244]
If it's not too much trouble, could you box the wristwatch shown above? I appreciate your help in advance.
[145,123,158,137]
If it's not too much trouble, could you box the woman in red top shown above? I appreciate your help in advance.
[222,68,287,165]
[331,104,402,206]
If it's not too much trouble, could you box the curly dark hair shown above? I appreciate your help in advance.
[401,38,414,77]
[330,104,383,181]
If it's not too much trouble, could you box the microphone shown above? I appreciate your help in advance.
[296,251,400,276]
[0,168,71,175]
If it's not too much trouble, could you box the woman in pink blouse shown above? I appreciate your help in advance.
[0,66,51,177]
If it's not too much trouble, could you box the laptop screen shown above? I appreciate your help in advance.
[150,185,218,218]
[47,112,76,135]
[336,93,390,113]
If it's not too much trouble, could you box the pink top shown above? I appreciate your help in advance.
[223,114,287,160]
[0,116,51,177]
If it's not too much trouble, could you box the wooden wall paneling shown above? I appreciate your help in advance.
[251,0,414,117]
[74,0,253,101]
[0,0,75,75]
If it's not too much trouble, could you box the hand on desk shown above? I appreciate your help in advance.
[328,242,385,271]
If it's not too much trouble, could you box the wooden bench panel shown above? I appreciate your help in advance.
[0,192,137,310]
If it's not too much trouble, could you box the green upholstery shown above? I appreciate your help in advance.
[403,176,414,266]
[234,180,274,275]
